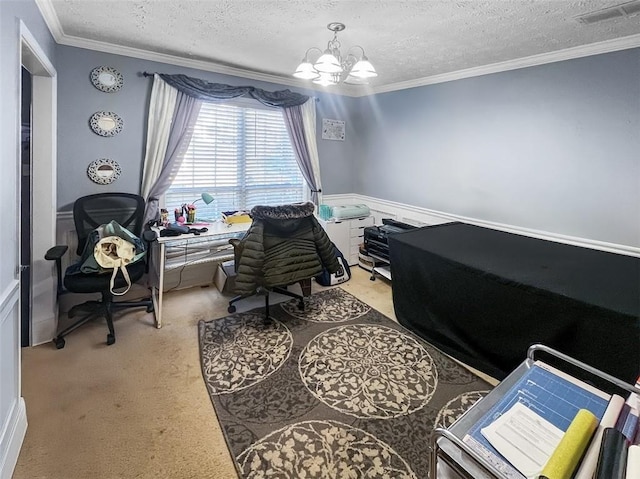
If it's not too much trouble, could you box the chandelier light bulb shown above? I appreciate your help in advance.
[293,61,320,79]
[349,59,378,78]
[314,52,342,73]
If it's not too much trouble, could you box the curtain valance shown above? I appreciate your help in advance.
[152,73,309,108]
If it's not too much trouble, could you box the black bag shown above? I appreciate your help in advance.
[316,244,351,286]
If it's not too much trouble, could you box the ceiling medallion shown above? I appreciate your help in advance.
[89,111,124,137]
[293,22,377,86]
[87,158,121,185]
[90,66,124,93]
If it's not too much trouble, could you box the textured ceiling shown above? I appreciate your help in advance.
[39,0,640,94]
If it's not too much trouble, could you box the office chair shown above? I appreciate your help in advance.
[227,202,339,321]
[46,193,154,349]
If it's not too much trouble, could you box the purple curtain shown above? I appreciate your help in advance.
[282,104,321,205]
[143,92,202,225]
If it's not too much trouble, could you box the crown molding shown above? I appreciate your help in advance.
[369,33,640,95]
[64,34,313,88]
[35,0,640,98]
[34,0,63,40]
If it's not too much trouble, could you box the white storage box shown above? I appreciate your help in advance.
[214,260,237,294]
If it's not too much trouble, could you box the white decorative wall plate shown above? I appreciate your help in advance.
[322,118,345,141]
[90,66,124,93]
[89,111,123,137]
[87,158,121,184]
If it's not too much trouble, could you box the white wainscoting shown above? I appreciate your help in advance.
[322,194,640,257]
[0,280,27,479]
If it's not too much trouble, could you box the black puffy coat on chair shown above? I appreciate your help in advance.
[228,202,339,319]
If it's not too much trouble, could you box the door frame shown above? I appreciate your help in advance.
[19,21,57,346]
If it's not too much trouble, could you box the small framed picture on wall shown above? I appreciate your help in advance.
[322,118,345,141]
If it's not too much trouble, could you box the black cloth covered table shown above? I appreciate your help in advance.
[389,222,640,384]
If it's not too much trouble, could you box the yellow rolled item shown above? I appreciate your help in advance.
[539,409,599,479]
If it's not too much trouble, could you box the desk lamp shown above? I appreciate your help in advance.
[177,193,214,223]
[192,192,214,207]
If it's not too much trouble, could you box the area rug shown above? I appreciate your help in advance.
[198,288,492,478]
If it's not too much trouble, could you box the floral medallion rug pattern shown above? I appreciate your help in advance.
[198,288,492,478]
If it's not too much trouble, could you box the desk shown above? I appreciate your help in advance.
[149,221,249,328]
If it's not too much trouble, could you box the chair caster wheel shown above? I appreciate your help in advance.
[297,300,305,310]
[54,337,65,349]
[146,304,154,313]
[370,277,376,281]
[106,334,116,346]
[228,305,236,314]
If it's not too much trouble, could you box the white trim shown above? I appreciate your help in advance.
[0,282,24,479]
[19,22,56,76]
[57,210,73,222]
[20,20,58,347]
[322,193,640,257]
[54,31,308,90]
[369,33,640,95]
[0,399,27,479]
[33,0,64,41]
[0,282,20,327]
[34,0,640,97]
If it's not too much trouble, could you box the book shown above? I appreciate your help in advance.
[573,394,626,479]
[614,403,631,431]
[621,407,639,442]
[463,361,610,479]
[594,427,628,479]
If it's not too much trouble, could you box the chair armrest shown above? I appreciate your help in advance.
[45,245,69,296]
[229,238,243,271]
[141,230,157,273]
[45,245,68,261]
[142,230,157,242]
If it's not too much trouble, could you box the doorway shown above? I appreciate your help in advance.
[20,67,32,347]
[20,22,57,346]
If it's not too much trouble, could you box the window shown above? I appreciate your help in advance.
[165,100,305,222]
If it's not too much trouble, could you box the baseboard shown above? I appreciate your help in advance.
[0,398,27,479]
[322,194,640,257]
[31,314,57,346]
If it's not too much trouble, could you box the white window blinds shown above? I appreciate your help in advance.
[165,101,304,222]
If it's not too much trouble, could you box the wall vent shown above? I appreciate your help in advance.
[575,1,640,24]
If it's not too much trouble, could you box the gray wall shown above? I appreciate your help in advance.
[355,49,640,247]
[0,0,56,475]
[1,0,56,301]
[56,45,360,210]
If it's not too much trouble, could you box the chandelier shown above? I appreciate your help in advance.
[293,22,378,86]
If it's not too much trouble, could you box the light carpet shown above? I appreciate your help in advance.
[198,288,492,478]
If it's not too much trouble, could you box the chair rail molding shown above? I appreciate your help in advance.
[322,193,640,257]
